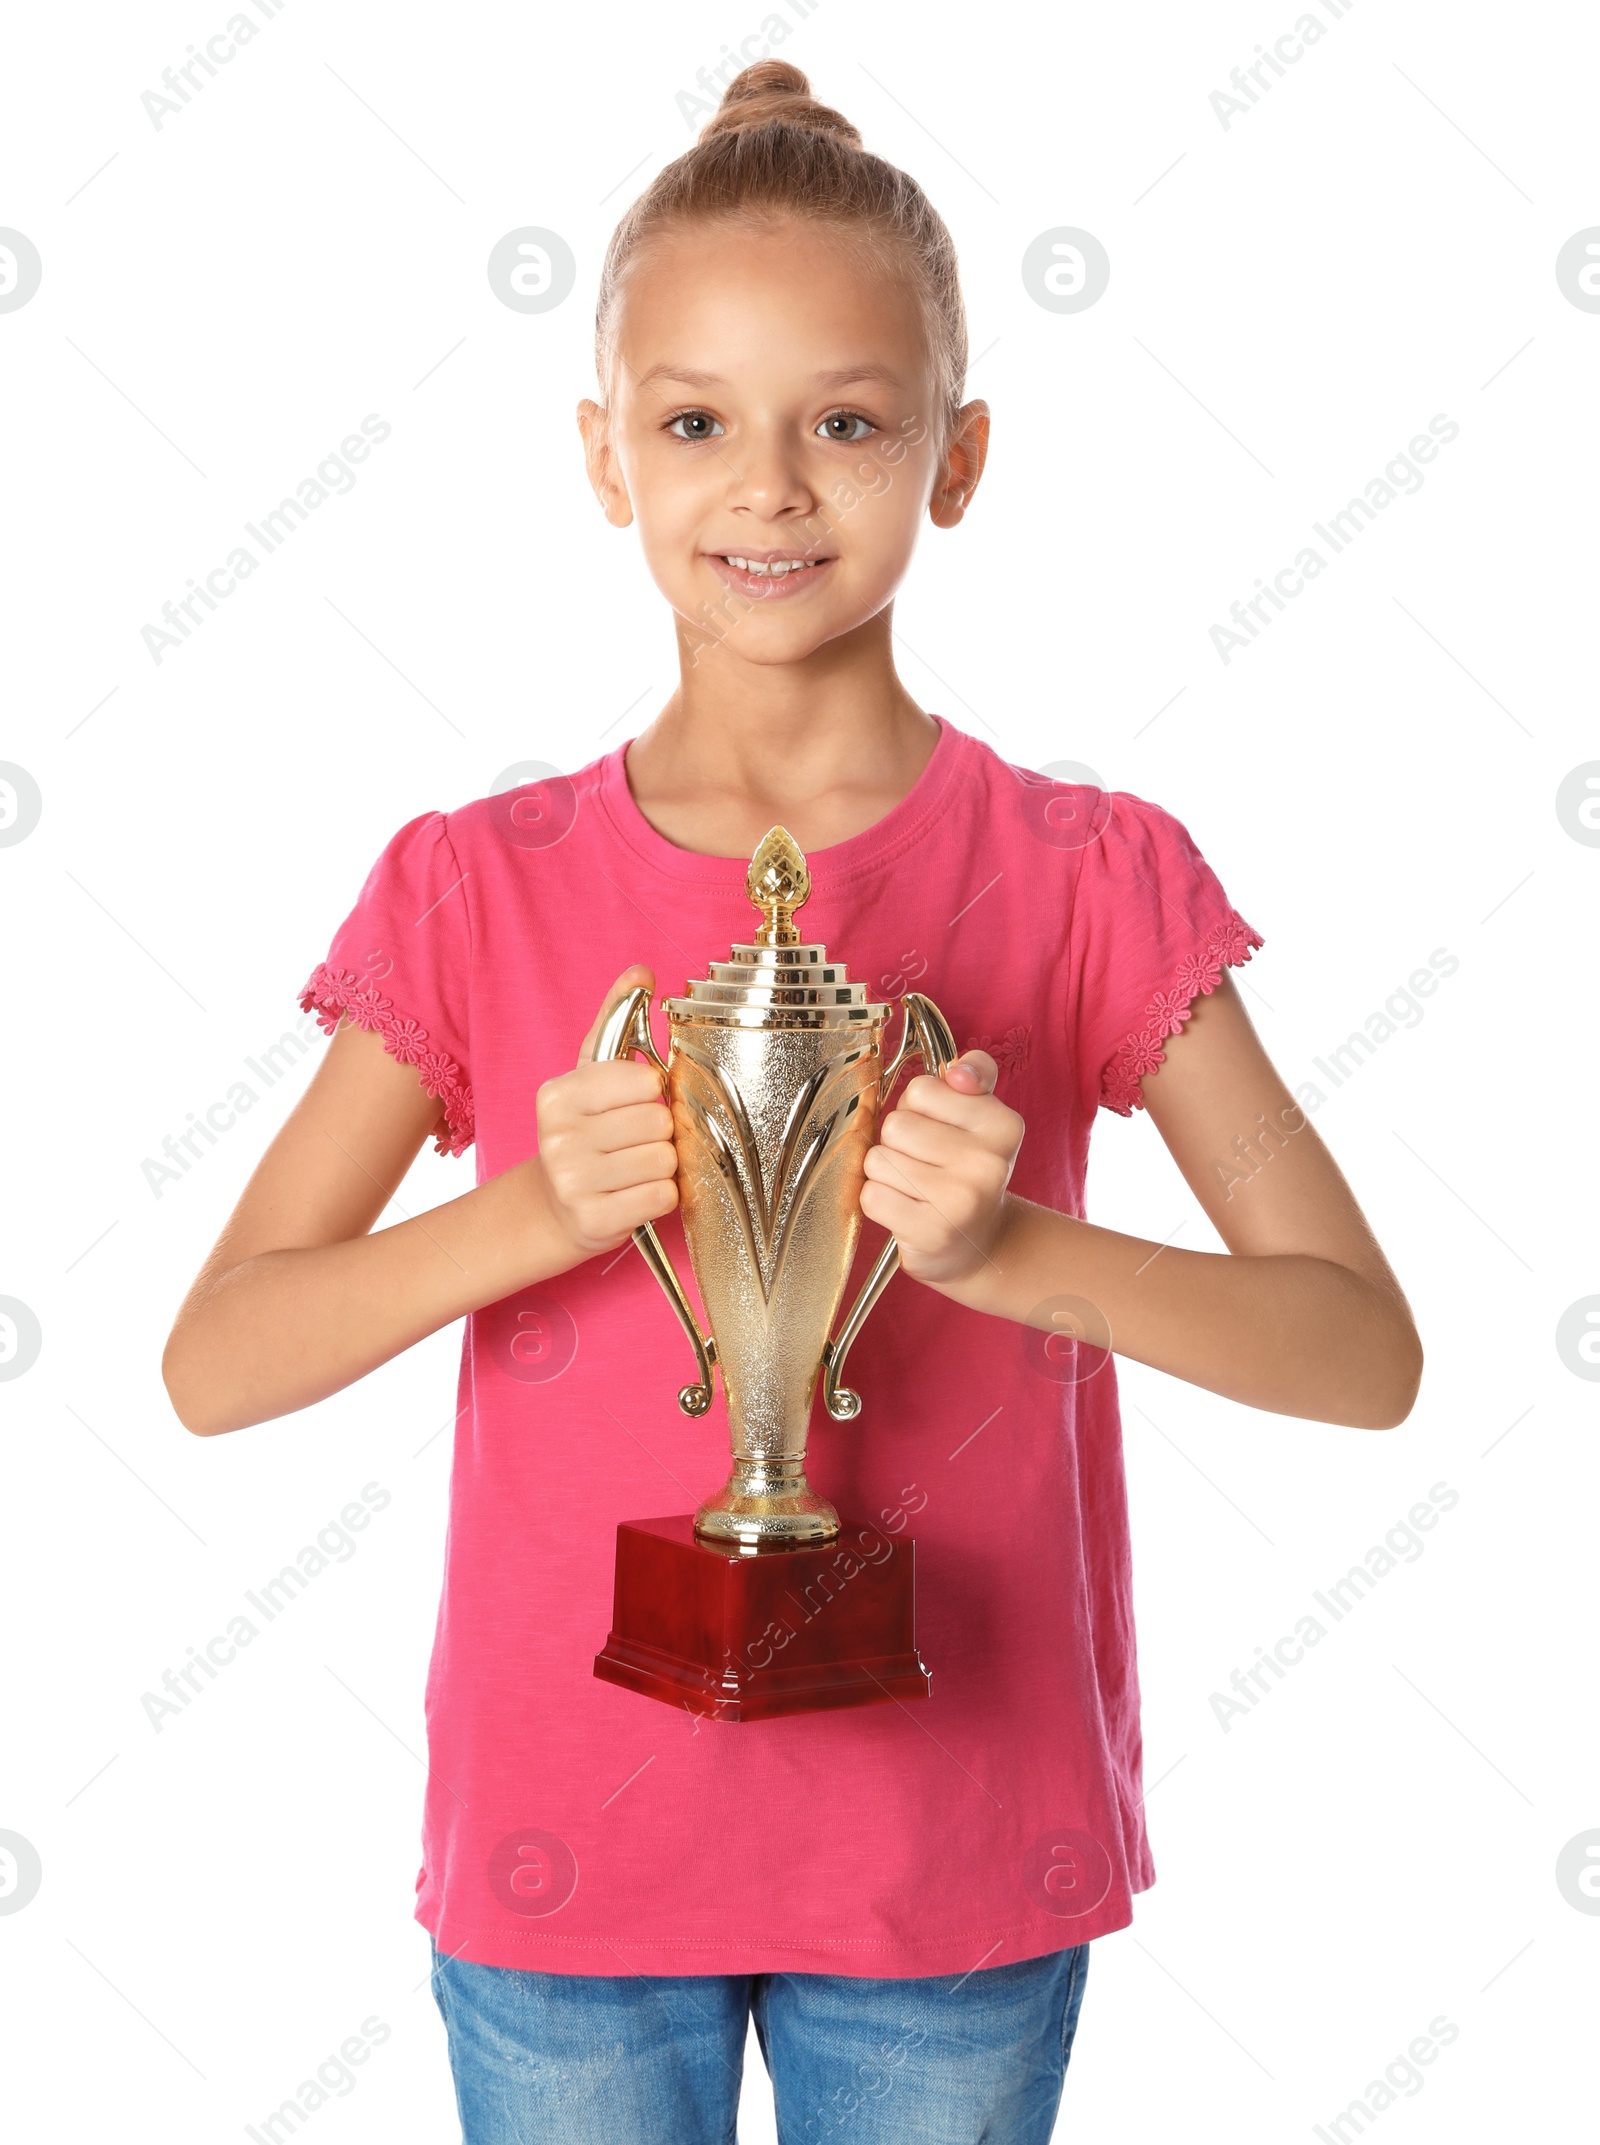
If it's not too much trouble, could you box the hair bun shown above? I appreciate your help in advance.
[700,60,864,149]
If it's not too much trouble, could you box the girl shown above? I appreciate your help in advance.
[164,60,1422,2145]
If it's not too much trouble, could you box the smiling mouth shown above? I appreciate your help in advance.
[712,553,832,578]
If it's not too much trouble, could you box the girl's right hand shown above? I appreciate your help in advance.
[535,966,680,1262]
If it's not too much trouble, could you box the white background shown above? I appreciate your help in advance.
[3,1,1596,2138]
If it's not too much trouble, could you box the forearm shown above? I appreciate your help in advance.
[931,1195,1422,1430]
[165,1159,582,1436]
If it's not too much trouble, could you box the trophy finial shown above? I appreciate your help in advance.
[747,825,810,946]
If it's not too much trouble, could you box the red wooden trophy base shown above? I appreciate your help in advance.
[594,1514,931,1723]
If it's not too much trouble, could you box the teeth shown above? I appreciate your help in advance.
[724,556,820,576]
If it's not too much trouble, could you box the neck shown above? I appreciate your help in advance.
[622,607,941,858]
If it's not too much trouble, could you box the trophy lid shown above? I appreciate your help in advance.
[663,826,891,1030]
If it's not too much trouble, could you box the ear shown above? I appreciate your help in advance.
[577,398,634,529]
[928,399,990,530]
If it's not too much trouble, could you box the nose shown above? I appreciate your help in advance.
[723,422,818,524]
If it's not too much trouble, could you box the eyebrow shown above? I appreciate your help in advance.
[633,362,903,392]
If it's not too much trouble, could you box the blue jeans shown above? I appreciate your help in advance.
[429,1939,1090,2144]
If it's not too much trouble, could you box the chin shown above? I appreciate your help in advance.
[687,623,840,667]
[671,591,870,659]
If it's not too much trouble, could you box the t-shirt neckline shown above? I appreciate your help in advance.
[596,713,966,891]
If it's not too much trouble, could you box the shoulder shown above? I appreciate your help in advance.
[952,732,1116,856]
[1082,788,1213,880]
[956,735,1205,887]
[1069,787,1249,954]
[436,746,614,860]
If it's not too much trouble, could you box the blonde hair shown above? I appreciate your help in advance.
[594,60,968,442]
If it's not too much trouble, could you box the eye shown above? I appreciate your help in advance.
[665,409,725,441]
[816,409,876,443]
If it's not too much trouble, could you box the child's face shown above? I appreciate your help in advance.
[579,217,987,670]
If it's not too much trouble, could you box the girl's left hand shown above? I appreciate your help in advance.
[859,1050,1024,1290]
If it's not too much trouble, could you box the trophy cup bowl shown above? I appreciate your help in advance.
[590,825,955,1720]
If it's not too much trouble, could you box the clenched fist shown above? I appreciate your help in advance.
[859,1049,1024,1289]
[535,965,680,1262]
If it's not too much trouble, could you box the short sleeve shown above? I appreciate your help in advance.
[1069,791,1264,1117]
[297,810,475,1157]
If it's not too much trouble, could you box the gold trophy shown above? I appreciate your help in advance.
[591,827,955,1721]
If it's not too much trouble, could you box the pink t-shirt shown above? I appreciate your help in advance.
[299,715,1263,1978]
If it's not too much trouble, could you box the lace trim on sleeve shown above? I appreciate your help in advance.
[1100,912,1265,1116]
[298,962,475,1158]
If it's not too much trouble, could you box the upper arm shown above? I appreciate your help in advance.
[1138,971,1409,1305]
[170,1016,446,1318]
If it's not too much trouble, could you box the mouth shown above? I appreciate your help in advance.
[706,549,836,600]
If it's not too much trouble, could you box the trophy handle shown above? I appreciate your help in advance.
[593,984,718,1418]
[820,991,959,1422]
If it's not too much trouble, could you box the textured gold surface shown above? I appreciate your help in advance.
[596,826,954,1550]
[747,824,811,947]
[671,1013,883,1544]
